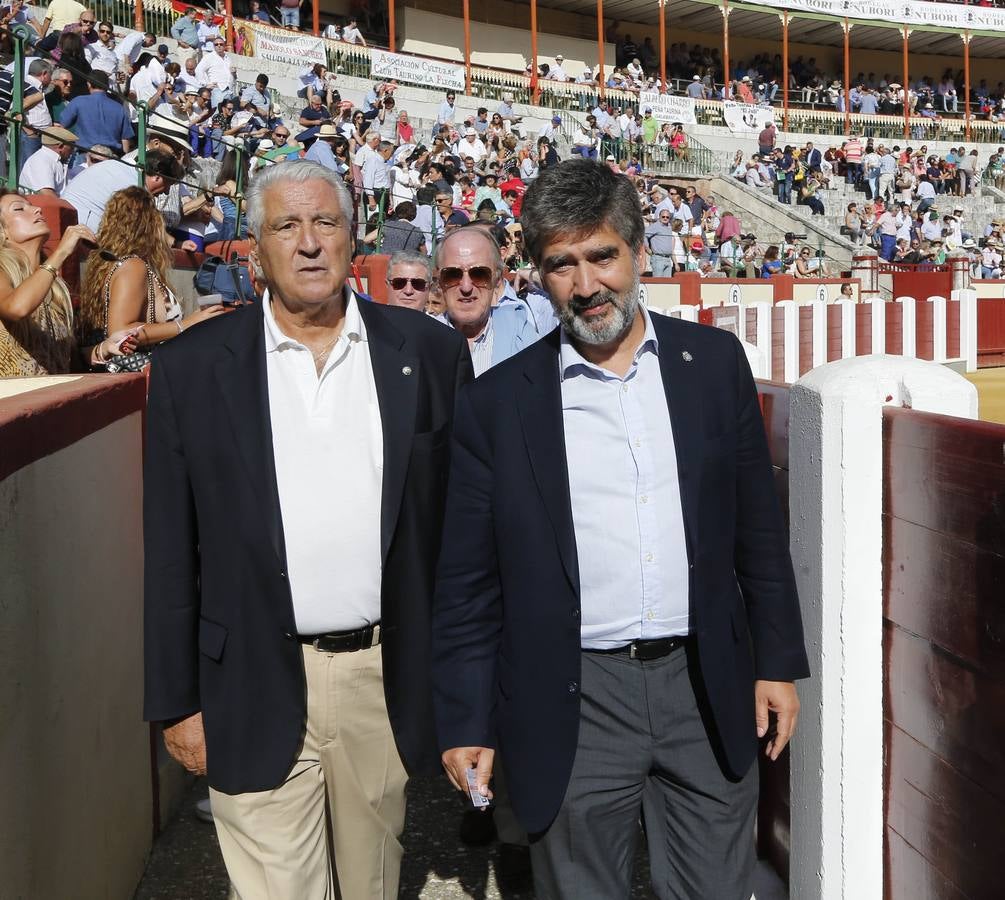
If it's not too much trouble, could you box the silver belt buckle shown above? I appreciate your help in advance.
[629,640,640,660]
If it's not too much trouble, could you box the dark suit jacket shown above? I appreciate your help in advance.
[143,296,472,795]
[432,314,809,835]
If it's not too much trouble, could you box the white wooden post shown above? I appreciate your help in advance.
[788,356,978,900]
[952,288,978,372]
[751,302,772,379]
[669,304,699,322]
[896,296,916,358]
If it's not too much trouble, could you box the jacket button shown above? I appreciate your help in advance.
[567,681,579,694]
[283,632,294,640]
[279,571,287,579]
[571,608,580,619]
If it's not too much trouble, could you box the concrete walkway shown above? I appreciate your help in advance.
[133,776,787,899]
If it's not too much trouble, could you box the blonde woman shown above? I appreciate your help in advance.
[79,187,228,369]
[0,189,121,376]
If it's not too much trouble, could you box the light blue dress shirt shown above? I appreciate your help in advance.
[560,308,690,649]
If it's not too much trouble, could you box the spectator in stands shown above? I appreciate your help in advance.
[842,202,863,244]
[364,201,425,253]
[19,125,76,196]
[0,190,114,376]
[548,54,567,82]
[60,70,133,158]
[435,226,537,376]
[248,0,270,23]
[303,123,344,173]
[0,1,44,41]
[793,247,832,278]
[20,60,53,169]
[196,35,234,108]
[208,97,241,161]
[760,244,783,278]
[62,148,182,229]
[342,16,366,45]
[436,91,456,134]
[958,148,980,197]
[171,7,200,50]
[384,250,433,310]
[84,20,117,76]
[645,207,676,276]
[799,173,825,216]
[363,139,394,213]
[45,68,73,125]
[757,121,777,158]
[40,0,83,35]
[241,73,280,132]
[116,30,155,74]
[79,185,226,366]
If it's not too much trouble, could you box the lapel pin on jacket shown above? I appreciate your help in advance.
[681,351,693,362]
[402,365,413,375]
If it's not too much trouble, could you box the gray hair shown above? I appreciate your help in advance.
[387,250,433,281]
[433,227,504,284]
[51,67,71,82]
[28,59,53,78]
[520,158,645,265]
[244,160,353,239]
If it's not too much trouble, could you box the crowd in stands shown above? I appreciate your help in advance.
[5,4,1005,380]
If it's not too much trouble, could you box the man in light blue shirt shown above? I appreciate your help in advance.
[304,125,344,173]
[170,6,201,49]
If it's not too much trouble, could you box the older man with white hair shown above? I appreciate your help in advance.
[144,161,472,900]
[385,249,433,311]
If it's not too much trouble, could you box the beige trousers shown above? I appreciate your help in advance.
[210,644,408,900]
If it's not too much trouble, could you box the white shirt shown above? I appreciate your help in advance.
[560,307,689,648]
[197,20,221,51]
[86,39,119,75]
[342,24,363,44]
[24,74,51,129]
[116,31,147,67]
[264,290,384,634]
[61,158,138,229]
[548,64,567,81]
[20,145,68,194]
[457,135,486,161]
[195,51,232,93]
[466,316,495,377]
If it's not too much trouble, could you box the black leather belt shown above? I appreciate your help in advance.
[589,636,690,661]
[298,623,381,653]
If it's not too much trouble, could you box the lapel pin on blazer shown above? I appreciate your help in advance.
[402,365,413,375]
[681,351,693,362]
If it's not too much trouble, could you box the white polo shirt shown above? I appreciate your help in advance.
[19,145,68,195]
[264,290,384,634]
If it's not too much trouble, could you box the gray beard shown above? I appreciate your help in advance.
[557,269,640,347]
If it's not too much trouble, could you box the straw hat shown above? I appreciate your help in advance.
[41,125,77,146]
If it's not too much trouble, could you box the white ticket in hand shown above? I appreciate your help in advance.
[465,767,491,809]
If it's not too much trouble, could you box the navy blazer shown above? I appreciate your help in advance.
[143,298,472,794]
[432,314,809,835]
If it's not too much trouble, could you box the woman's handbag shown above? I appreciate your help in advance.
[102,256,156,373]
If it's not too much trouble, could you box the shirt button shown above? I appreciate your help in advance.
[621,384,629,394]
[634,439,642,448]
[646,552,654,562]
[567,681,579,694]
[640,494,648,504]
[646,609,655,621]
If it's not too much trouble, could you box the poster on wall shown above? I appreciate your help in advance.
[745,0,1005,34]
[722,101,775,134]
[371,49,466,92]
[639,92,697,125]
[251,25,326,70]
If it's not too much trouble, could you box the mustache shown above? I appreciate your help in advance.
[568,289,622,315]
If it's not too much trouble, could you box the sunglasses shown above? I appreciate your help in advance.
[274,132,289,138]
[98,27,111,34]
[438,265,494,289]
[388,277,429,291]
[81,18,96,24]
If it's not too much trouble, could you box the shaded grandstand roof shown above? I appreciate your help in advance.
[536,0,1005,58]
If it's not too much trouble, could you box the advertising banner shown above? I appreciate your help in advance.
[250,25,326,70]
[739,0,1005,34]
[371,49,466,92]
[722,101,775,134]
[639,92,697,126]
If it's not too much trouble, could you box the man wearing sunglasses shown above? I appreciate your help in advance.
[435,159,808,900]
[385,250,433,312]
[85,21,118,76]
[435,226,538,378]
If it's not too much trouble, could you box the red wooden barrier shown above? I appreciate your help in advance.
[977,297,1005,366]
[885,303,904,355]
[826,304,842,362]
[914,298,934,361]
[856,303,873,356]
[771,306,786,382]
[946,299,960,360]
[798,305,814,376]
[883,408,1005,899]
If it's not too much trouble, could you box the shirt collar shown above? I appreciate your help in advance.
[559,302,659,382]
[263,284,365,353]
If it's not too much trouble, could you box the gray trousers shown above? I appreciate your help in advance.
[530,647,757,900]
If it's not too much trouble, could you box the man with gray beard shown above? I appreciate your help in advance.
[432,158,808,899]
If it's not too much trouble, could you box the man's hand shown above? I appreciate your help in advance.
[442,747,495,800]
[163,712,207,774]
[754,680,800,761]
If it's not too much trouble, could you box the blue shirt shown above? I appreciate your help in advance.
[60,92,134,151]
[559,307,689,649]
[304,139,343,173]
